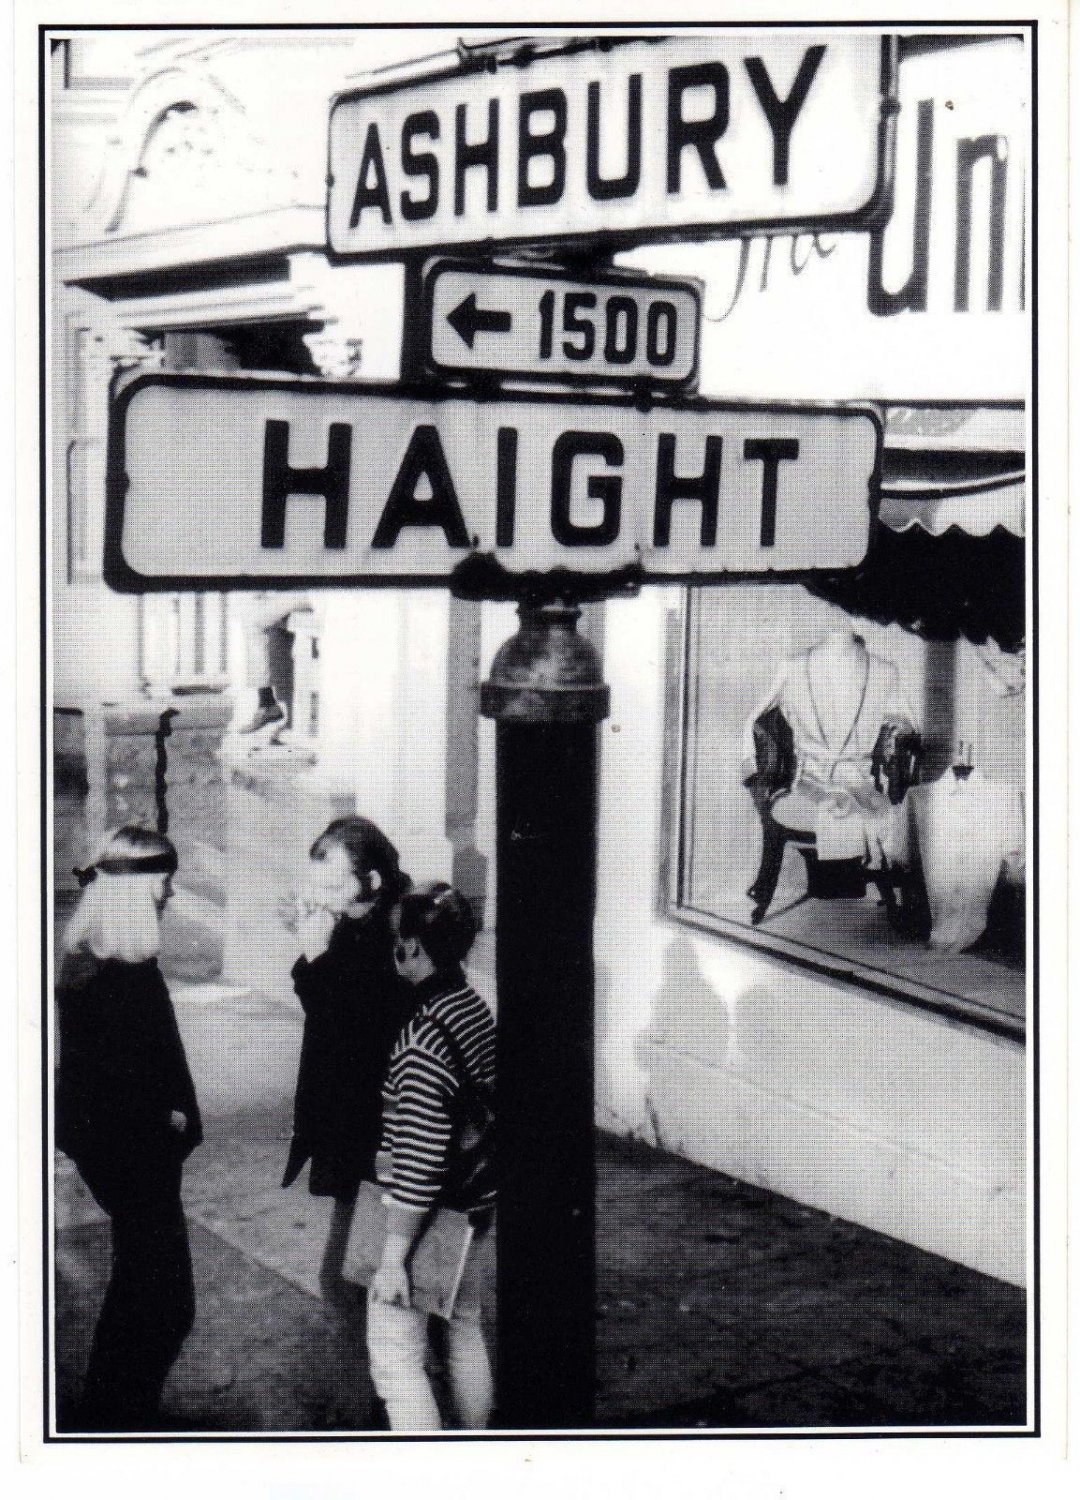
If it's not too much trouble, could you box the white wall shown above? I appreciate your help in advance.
[593,588,1026,1286]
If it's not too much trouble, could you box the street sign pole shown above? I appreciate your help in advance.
[480,602,609,1430]
[399,254,429,381]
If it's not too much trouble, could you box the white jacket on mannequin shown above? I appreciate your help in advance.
[743,632,918,861]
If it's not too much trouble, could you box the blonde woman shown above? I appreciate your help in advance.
[56,826,202,1432]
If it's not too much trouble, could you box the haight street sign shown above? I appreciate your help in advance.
[420,259,702,388]
[327,33,892,261]
[105,373,881,591]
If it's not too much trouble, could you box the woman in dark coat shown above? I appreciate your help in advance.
[56,826,202,1432]
[280,817,410,1323]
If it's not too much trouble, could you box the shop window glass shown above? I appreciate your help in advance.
[672,584,1026,1032]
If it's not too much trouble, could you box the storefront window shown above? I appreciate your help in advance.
[672,584,1026,1034]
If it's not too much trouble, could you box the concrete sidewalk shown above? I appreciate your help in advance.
[52,983,1027,1434]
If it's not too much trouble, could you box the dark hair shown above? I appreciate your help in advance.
[309,817,410,904]
[395,882,478,971]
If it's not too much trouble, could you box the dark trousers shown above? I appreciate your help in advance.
[78,1170,195,1431]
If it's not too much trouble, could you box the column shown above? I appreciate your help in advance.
[481,603,610,1429]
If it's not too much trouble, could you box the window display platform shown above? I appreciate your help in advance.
[676,892,1025,1037]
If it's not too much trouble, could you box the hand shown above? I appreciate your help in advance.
[169,1110,188,1134]
[299,904,336,961]
[371,1258,411,1309]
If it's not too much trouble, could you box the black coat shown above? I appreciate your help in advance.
[55,953,202,1208]
[282,907,407,1199]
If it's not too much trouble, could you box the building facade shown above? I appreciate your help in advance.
[50,29,1028,1284]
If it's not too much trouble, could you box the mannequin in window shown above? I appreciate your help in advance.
[884,741,1024,954]
[743,629,918,864]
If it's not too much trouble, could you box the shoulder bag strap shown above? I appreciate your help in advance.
[424,1013,491,1129]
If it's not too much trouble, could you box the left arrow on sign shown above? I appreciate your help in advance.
[447,292,513,349]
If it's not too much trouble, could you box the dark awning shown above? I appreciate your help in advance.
[876,402,1025,539]
[806,523,1024,652]
[807,403,1026,650]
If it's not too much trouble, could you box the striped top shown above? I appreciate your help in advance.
[379,968,495,1213]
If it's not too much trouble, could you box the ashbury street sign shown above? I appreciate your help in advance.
[327,33,890,260]
[105,374,880,590]
[421,260,702,387]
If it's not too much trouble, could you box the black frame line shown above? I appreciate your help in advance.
[45,1422,1035,1446]
[102,369,882,594]
[39,17,1040,1446]
[1027,16,1040,1437]
[877,398,1025,409]
[414,257,704,391]
[324,34,898,265]
[39,25,50,1448]
[47,20,1037,29]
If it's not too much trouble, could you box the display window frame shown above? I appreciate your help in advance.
[663,586,1027,1043]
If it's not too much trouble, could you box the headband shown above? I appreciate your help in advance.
[74,851,177,887]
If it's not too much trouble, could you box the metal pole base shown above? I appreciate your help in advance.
[481,603,609,1430]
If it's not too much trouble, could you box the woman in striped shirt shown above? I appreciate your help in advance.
[368,883,495,1430]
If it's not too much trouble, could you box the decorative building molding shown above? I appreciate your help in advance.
[302,329,364,379]
[108,280,306,334]
[97,323,166,375]
[84,66,306,242]
[56,206,326,286]
[64,296,165,387]
[292,251,380,376]
[60,296,164,581]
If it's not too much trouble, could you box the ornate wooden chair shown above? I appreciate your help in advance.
[743,708,922,927]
